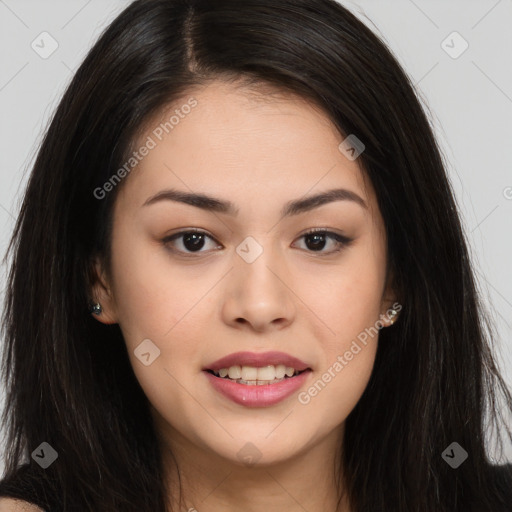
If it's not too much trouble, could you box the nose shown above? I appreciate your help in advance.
[221,249,296,333]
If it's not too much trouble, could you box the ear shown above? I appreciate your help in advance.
[89,256,119,325]
[379,268,402,328]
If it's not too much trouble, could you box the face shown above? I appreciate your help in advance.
[92,80,397,468]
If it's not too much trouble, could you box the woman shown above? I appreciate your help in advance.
[1,0,511,510]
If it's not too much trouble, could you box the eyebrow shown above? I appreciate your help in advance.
[142,187,367,217]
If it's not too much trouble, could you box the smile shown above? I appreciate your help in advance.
[207,364,306,385]
[204,366,312,407]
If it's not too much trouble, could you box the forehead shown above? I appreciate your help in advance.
[117,80,374,215]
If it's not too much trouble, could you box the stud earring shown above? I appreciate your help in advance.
[388,308,399,325]
[89,302,102,315]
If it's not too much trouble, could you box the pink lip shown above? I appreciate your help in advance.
[204,369,312,407]
[203,351,311,372]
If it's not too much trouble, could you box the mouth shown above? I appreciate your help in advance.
[205,365,311,386]
[202,351,313,407]
[203,366,312,407]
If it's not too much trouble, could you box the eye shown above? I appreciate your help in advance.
[293,228,353,254]
[162,229,221,256]
[162,228,353,257]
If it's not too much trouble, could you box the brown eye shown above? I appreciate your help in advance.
[162,228,353,258]
[162,229,221,255]
[294,229,353,254]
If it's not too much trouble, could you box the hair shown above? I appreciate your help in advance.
[1,0,511,510]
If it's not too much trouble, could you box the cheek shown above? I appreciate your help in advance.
[300,305,380,418]
[317,242,386,341]
[109,227,197,344]
[298,340,377,432]
[108,230,211,381]
[299,240,384,419]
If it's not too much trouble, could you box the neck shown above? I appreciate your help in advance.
[153,412,351,512]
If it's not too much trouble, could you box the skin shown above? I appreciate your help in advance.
[92,80,399,512]
[0,498,45,511]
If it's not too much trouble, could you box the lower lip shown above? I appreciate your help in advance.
[203,370,312,407]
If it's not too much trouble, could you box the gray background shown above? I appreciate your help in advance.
[1,0,511,473]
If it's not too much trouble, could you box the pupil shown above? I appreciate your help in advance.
[305,233,326,251]
[184,233,205,251]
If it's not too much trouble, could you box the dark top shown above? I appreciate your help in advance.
[0,461,511,511]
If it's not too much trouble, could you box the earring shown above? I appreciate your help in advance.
[89,302,102,315]
[387,308,399,325]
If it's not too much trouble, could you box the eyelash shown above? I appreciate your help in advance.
[161,228,353,257]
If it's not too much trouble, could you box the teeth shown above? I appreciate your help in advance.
[241,366,258,381]
[212,364,301,384]
[257,365,276,381]
[228,366,242,379]
[275,364,286,379]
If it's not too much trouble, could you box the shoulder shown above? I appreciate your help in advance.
[0,498,45,511]
[488,461,512,481]
[0,464,52,511]
[485,462,512,508]
[489,461,512,485]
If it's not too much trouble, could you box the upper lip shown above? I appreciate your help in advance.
[203,351,311,372]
